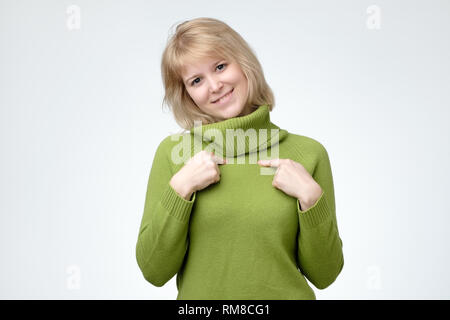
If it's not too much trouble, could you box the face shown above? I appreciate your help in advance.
[181,56,252,122]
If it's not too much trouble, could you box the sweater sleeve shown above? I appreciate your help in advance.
[296,143,344,289]
[135,137,196,287]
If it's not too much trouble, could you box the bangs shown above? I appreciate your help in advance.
[173,46,229,79]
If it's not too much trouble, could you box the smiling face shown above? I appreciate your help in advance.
[181,56,252,122]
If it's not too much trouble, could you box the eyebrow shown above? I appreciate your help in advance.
[184,60,222,84]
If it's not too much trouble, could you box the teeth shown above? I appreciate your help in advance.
[217,90,231,103]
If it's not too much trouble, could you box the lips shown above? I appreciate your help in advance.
[212,89,233,103]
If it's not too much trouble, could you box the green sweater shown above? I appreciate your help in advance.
[136,104,344,300]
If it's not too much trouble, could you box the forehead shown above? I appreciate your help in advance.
[180,55,224,78]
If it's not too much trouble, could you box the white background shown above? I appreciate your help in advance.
[1,0,449,299]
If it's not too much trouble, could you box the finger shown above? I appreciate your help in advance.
[212,155,227,165]
[257,158,281,167]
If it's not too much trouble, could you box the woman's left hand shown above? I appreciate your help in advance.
[257,158,323,211]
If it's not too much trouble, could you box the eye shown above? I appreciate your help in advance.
[190,63,227,86]
[217,63,226,71]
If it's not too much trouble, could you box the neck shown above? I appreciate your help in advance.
[238,103,257,118]
[189,104,288,158]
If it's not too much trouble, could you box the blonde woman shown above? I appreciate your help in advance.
[136,17,344,300]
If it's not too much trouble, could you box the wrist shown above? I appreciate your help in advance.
[180,186,194,200]
[297,184,323,211]
[170,175,194,200]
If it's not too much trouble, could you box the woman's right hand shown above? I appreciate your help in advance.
[169,150,227,200]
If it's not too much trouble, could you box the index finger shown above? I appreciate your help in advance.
[212,154,227,165]
[258,158,281,167]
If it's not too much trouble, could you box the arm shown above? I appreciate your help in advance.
[296,144,344,289]
[135,137,196,287]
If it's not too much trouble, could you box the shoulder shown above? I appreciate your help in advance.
[155,132,192,153]
[281,133,331,173]
[153,132,193,169]
[284,132,329,157]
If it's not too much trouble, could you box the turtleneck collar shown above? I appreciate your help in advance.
[189,104,288,158]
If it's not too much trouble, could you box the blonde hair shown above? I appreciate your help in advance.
[160,17,275,131]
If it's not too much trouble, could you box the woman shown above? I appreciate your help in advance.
[136,17,344,300]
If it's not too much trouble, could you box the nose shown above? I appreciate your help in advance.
[208,76,223,93]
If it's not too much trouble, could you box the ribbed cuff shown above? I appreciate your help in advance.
[297,191,331,229]
[160,183,196,222]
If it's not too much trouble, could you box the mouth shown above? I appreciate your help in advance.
[212,88,234,104]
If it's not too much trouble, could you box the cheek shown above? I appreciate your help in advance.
[230,65,246,81]
[236,75,248,95]
[233,71,247,89]
[189,87,209,104]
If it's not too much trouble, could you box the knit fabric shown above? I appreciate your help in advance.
[136,104,344,300]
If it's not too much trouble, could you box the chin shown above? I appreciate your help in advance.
[217,103,245,120]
